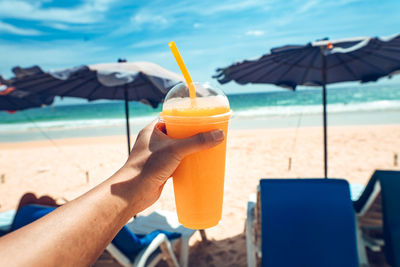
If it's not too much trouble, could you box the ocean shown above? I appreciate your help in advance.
[1,83,400,142]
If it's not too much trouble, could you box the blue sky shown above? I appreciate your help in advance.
[0,0,400,95]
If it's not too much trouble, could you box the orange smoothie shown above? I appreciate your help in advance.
[161,95,231,229]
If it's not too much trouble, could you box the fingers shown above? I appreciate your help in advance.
[155,122,166,134]
[173,129,225,157]
[145,119,159,130]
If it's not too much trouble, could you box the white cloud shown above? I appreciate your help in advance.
[246,30,264,36]
[43,22,70,30]
[0,0,116,24]
[124,0,272,33]
[297,0,319,14]
[108,9,170,35]
[0,20,42,35]
[193,23,202,29]
[198,0,271,16]
[130,12,168,30]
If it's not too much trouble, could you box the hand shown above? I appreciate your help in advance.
[122,120,225,209]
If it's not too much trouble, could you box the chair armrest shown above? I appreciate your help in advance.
[106,243,132,267]
[246,194,256,237]
[246,193,258,267]
[133,233,180,267]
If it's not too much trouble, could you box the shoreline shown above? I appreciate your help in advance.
[0,109,399,143]
[0,122,399,146]
[0,122,400,150]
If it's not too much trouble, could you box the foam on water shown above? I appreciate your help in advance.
[233,100,400,118]
[0,116,155,133]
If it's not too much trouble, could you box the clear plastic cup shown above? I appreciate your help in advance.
[160,82,232,229]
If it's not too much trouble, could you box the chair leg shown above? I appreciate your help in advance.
[246,223,257,267]
[160,241,180,267]
[199,230,208,242]
[179,236,190,267]
[355,218,369,267]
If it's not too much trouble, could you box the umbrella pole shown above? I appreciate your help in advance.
[322,53,328,178]
[322,84,328,178]
[124,86,131,155]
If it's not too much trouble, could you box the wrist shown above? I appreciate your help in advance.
[109,164,159,214]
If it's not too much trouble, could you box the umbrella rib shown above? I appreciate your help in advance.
[111,85,121,100]
[273,49,317,83]
[232,57,292,84]
[334,54,359,81]
[225,49,302,79]
[245,50,320,83]
[362,49,400,65]
[12,75,57,90]
[125,73,162,104]
[140,73,165,100]
[58,75,98,97]
[331,51,387,74]
[300,49,321,85]
[86,83,105,100]
[15,73,89,94]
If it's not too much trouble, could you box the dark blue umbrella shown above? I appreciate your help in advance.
[2,61,183,154]
[215,34,400,177]
[0,85,54,112]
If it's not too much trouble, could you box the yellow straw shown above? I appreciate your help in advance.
[168,41,196,99]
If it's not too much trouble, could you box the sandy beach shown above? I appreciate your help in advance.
[1,124,400,266]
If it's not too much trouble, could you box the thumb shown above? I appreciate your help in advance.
[173,129,225,157]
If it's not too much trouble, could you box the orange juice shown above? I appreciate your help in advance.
[161,93,231,229]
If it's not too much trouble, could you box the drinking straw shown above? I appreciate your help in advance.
[168,41,196,99]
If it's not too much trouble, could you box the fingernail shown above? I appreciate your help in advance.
[211,130,224,142]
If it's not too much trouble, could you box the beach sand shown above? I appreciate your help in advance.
[1,124,400,266]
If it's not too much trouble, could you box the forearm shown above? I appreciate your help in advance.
[0,166,147,267]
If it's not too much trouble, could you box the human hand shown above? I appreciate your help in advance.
[121,120,225,210]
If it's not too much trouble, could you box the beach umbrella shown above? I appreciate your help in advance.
[214,34,400,178]
[2,61,183,154]
[0,85,54,112]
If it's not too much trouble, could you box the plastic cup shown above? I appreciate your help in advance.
[160,82,232,229]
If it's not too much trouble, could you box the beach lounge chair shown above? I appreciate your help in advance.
[3,204,183,267]
[379,170,400,267]
[353,170,400,266]
[122,210,196,267]
[246,178,367,267]
[0,192,59,236]
[353,171,384,253]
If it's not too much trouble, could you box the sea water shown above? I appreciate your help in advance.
[0,83,399,142]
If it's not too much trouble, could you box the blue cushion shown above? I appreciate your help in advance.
[260,179,358,267]
[9,204,181,262]
[10,204,55,231]
[112,227,181,261]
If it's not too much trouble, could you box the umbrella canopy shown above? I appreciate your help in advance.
[214,34,400,177]
[0,85,54,112]
[5,62,183,107]
[2,62,183,154]
[215,34,400,88]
